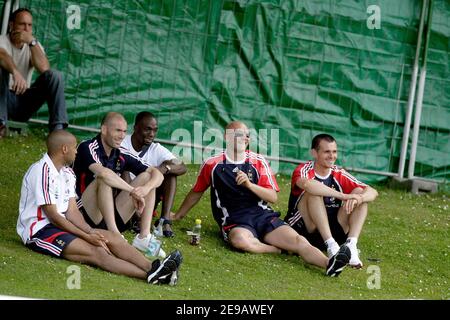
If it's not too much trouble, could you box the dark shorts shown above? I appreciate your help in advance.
[79,205,130,233]
[284,211,347,251]
[26,224,77,258]
[221,209,286,242]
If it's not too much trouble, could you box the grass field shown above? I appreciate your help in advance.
[0,128,448,300]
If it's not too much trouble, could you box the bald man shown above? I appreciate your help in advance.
[73,112,167,258]
[174,121,351,277]
[17,130,182,285]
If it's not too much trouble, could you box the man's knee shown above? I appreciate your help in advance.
[303,193,323,205]
[39,69,64,89]
[96,176,112,190]
[230,233,254,251]
[42,69,62,81]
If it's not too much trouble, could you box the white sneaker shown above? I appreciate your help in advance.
[348,245,363,269]
[326,242,340,258]
[132,234,166,258]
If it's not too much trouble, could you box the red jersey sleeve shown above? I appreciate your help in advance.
[334,168,367,194]
[254,156,280,192]
[192,159,215,192]
[291,162,314,196]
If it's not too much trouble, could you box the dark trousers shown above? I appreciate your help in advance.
[0,68,68,130]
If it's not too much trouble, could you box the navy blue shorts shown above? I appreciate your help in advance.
[285,211,347,251]
[79,205,130,233]
[26,224,77,258]
[222,208,286,242]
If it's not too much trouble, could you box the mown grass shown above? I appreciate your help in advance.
[0,128,448,300]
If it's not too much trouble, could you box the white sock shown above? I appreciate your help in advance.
[346,237,358,248]
[325,237,338,248]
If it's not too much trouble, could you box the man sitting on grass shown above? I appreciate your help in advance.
[16,130,182,285]
[173,121,350,277]
[284,133,378,268]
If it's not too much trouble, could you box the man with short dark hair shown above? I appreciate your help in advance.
[121,111,187,237]
[0,8,68,138]
[284,133,378,268]
[17,130,182,285]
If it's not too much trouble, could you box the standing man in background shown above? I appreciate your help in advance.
[0,8,68,138]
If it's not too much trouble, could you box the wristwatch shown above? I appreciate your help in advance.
[164,164,171,174]
[29,38,37,47]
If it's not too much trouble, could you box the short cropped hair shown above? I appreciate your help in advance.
[311,134,336,151]
[9,8,32,23]
[134,111,156,126]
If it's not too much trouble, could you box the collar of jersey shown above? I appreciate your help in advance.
[43,153,61,175]
[224,150,246,164]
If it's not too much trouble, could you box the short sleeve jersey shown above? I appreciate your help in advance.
[286,161,367,218]
[192,151,280,227]
[16,154,77,243]
[121,134,176,167]
[73,134,149,198]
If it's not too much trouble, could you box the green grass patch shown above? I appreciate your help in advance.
[0,128,448,299]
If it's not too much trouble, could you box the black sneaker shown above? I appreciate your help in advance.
[158,250,183,286]
[326,244,351,277]
[147,259,176,284]
[147,250,183,285]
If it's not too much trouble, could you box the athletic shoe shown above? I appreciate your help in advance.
[158,250,183,286]
[147,250,183,285]
[326,244,351,277]
[326,241,340,258]
[346,241,363,269]
[147,259,177,284]
[132,234,166,258]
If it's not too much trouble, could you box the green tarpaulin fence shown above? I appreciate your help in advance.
[2,0,449,184]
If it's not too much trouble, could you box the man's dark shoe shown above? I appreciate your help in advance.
[147,250,183,285]
[326,244,351,277]
[162,218,174,237]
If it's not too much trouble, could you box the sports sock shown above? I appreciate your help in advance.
[346,237,358,248]
[325,237,338,248]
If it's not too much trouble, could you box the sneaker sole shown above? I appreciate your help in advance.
[326,246,350,277]
[349,262,363,269]
[147,259,177,284]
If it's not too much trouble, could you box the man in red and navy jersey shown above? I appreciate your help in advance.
[173,122,351,277]
[284,134,378,268]
[73,112,167,258]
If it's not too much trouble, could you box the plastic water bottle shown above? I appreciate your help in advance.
[190,219,202,245]
[145,234,166,258]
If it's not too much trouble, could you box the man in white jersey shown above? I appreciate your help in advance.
[0,8,68,138]
[17,130,182,285]
[121,111,186,237]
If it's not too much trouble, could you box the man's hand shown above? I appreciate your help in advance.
[131,193,145,215]
[342,194,363,214]
[236,170,251,188]
[11,70,27,94]
[131,186,148,199]
[10,30,33,46]
[85,229,112,255]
